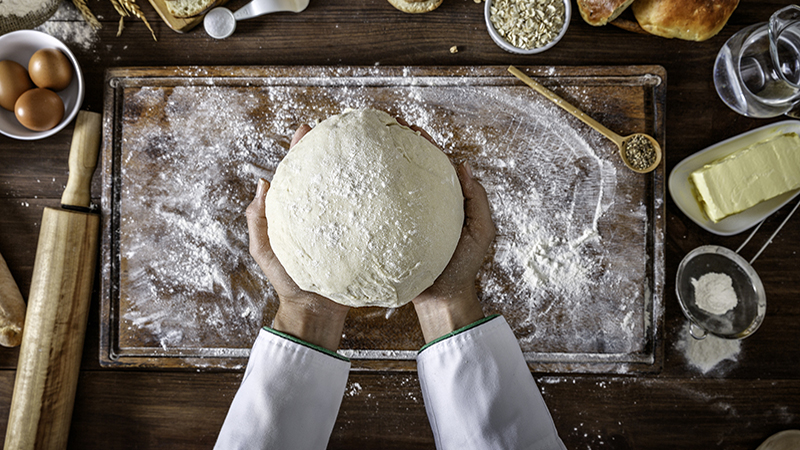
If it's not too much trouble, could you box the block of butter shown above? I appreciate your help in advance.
[690,132,800,222]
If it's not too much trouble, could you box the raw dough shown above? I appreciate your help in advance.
[265,108,464,308]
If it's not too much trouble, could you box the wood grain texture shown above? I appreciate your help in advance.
[4,209,100,450]
[0,371,795,449]
[62,112,102,209]
[0,0,799,448]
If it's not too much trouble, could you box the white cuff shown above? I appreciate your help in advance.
[417,316,565,450]
[215,328,350,450]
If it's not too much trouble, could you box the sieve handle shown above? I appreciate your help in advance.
[689,322,708,340]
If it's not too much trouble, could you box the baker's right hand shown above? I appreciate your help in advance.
[245,125,349,352]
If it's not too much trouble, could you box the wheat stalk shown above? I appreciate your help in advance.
[109,0,127,36]
[69,0,157,41]
[119,0,158,41]
[72,0,102,29]
[110,0,128,16]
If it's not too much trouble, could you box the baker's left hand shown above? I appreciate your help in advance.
[246,124,349,352]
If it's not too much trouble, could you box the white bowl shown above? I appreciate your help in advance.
[484,0,570,55]
[0,30,84,140]
[669,120,800,236]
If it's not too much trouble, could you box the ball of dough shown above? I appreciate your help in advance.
[266,108,464,308]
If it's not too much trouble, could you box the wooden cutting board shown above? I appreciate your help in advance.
[100,65,666,373]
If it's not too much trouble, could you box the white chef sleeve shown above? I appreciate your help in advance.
[215,327,350,450]
[417,315,566,450]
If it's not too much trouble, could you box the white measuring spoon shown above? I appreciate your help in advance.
[204,0,310,39]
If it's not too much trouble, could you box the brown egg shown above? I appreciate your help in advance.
[28,48,73,91]
[0,60,33,111]
[15,88,64,131]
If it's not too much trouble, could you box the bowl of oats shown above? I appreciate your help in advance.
[485,0,570,54]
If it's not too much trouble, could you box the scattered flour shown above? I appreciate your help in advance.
[120,85,279,350]
[345,382,363,397]
[35,2,98,52]
[692,272,738,315]
[677,322,741,374]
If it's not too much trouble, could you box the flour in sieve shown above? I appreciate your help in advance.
[692,272,738,315]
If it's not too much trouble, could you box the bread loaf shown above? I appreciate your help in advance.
[632,0,739,41]
[165,0,216,18]
[576,0,634,26]
[388,0,443,14]
[0,251,25,348]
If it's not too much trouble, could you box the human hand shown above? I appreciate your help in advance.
[412,160,496,342]
[396,118,497,342]
[246,124,349,352]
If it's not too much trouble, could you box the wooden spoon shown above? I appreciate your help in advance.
[508,65,662,174]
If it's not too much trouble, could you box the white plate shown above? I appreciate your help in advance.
[669,120,800,236]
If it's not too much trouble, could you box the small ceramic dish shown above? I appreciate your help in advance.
[669,120,800,236]
[484,0,570,55]
[676,245,766,340]
[0,30,84,140]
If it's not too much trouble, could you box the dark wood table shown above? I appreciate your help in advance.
[1,1,799,448]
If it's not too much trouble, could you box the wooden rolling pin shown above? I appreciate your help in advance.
[0,250,26,347]
[4,111,102,450]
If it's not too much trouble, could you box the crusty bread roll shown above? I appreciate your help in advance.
[388,0,443,14]
[0,252,25,348]
[577,0,635,26]
[632,0,739,41]
[165,0,217,18]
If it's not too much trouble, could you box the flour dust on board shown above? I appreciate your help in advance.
[115,70,657,365]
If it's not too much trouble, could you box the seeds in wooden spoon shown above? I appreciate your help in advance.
[623,135,657,171]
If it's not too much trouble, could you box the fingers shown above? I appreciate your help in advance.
[246,178,301,291]
[290,124,312,148]
[457,162,496,247]
[246,178,271,263]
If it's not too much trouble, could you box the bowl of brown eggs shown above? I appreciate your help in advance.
[0,30,84,140]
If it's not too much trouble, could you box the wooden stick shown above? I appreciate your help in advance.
[507,65,625,146]
[61,111,102,209]
[4,111,102,450]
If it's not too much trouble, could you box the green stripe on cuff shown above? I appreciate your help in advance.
[263,327,350,362]
[418,314,500,354]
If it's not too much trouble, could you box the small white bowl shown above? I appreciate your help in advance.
[0,30,84,140]
[484,0,571,55]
